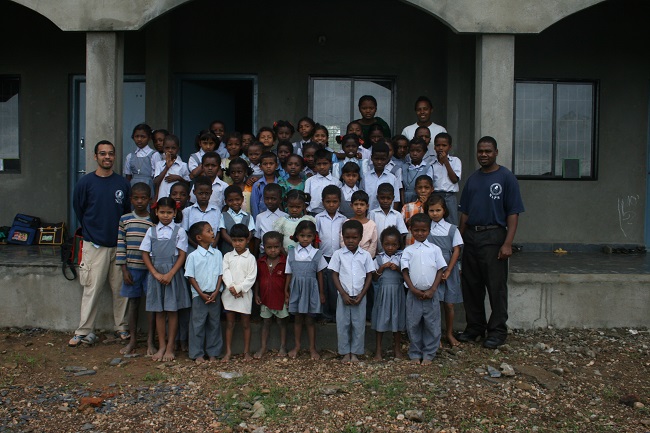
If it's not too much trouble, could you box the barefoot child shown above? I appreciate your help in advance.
[185,222,224,363]
[221,224,258,362]
[140,197,191,361]
[372,227,406,360]
[285,221,327,359]
[254,231,289,358]
[329,220,376,363]
[116,182,156,355]
[424,194,463,347]
[401,213,447,365]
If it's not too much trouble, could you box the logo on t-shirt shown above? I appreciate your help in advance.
[115,189,125,204]
[489,183,502,200]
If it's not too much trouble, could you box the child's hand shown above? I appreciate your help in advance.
[208,292,217,303]
[122,268,133,285]
[159,272,173,285]
[320,292,326,304]
[389,263,399,271]
[246,176,261,186]
[200,293,211,304]
[165,174,182,183]
[165,153,173,167]
[255,295,262,305]
[342,293,353,305]
[228,286,238,297]
[285,290,290,306]
[441,270,449,280]
[437,150,448,164]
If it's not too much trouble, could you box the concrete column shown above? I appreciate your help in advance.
[474,34,515,169]
[145,15,171,130]
[85,32,124,173]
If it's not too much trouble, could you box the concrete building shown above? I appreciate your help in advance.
[1,0,649,249]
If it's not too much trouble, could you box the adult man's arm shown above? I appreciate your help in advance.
[498,213,519,260]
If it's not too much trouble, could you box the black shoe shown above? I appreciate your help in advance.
[456,331,483,343]
[482,336,505,349]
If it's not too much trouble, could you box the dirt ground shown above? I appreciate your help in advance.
[0,326,649,433]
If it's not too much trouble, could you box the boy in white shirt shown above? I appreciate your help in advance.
[153,134,190,200]
[426,133,462,225]
[305,149,342,215]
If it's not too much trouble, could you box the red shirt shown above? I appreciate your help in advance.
[257,254,287,310]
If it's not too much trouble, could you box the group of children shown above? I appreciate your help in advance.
[114,94,465,364]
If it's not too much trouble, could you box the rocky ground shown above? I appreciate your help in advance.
[0,327,649,433]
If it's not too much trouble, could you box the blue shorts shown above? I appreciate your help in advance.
[120,268,148,298]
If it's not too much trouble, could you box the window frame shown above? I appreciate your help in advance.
[0,75,21,173]
[512,78,599,180]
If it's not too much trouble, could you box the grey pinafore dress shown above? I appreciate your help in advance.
[219,211,251,255]
[129,151,154,191]
[146,225,191,312]
[402,164,428,204]
[287,248,323,315]
[371,254,406,333]
[427,225,463,304]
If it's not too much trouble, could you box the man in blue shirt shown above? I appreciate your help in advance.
[69,141,131,347]
[457,136,524,349]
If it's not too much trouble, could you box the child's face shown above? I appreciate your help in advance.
[247,146,262,165]
[286,198,305,218]
[131,191,150,214]
[277,146,292,164]
[286,155,304,177]
[263,237,282,259]
[342,228,362,251]
[298,121,314,140]
[415,180,433,202]
[369,130,384,144]
[261,157,278,176]
[132,129,150,149]
[313,130,328,146]
[415,101,432,123]
[155,205,176,226]
[258,131,275,149]
[377,192,394,211]
[263,190,281,212]
[194,184,213,207]
[434,138,452,159]
[170,186,189,207]
[210,123,225,140]
[415,129,431,145]
[411,221,430,243]
[371,152,389,172]
[231,237,248,254]
[322,194,340,215]
[343,140,358,158]
[347,123,363,137]
[200,138,217,153]
[226,192,244,213]
[358,100,377,121]
[276,126,293,142]
[396,140,409,159]
[342,171,359,188]
[382,235,400,257]
[163,141,179,159]
[428,202,445,223]
[409,144,426,164]
[202,157,220,180]
[302,149,316,169]
[242,133,254,150]
[197,224,215,248]
[352,200,368,218]
[226,138,242,158]
[153,132,166,152]
[296,229,314,248]
[228,164,246,184]
[315,158,332,177]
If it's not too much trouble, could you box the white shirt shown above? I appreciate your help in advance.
[359,169,400,211]
[250,163,263,177]
[139,222,188,255]
[430,219,463,247]
[151,151,164,171]
[154,157,190,200]
[315,211,347,257]
[187,150,206,172]
[374,251,402,269]
[285,244,328,273]
[181,203,221,233]
[400,240,447,291]
[327,247,376,296]
[189,176,229,211]
[332,157,363,179]
[362,159,403,189]
[358,146,371,160]
[184,246,223,297]
[426,156,462,193]
[401,121,447,153]
[219,208,256,233]
[341,184,358,201]
[305,173,342,213]
[255,208,288,240]
[368,208,409,238]
[221,248,257,314]
[124,146,155,176]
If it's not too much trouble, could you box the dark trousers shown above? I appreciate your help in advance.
[461,227,509,340]
[322,257,337,321]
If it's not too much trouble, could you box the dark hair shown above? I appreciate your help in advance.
[152,128,169,136]
[314,148,332,163]
[423,194,449,219]
[276,140,294,154]
[131,123,152,139]
[151,197,183,224]
[260,152,278,164]
[247,141,264,151]
[285,189,309,206]
[346,120,362,132]
[164,134,180,148]
[380,226,403,249]
[189,221,210,244]
[409,137,427,152]
[368,123,385,137]
[170,181,190,195]
[94,140,114,154]
[301,142,319,154]
[313,123,329,137]
[224,185,243,199]
[131,182,151,197]
[226,157,253,177]
[202,151,221,165]
[478,136,498,149]
[193,176,213,191]
[340,161,361,183]
[338,133,361,148]
[196,130,219,150]
[273,120,295,135]
[351,190,369,205]
[342,219,363,237]
[391,134,409,152]
[410,212,432,227]
[414,96,433,110]
[415,174,434,187]
[262,230,284,245]
[229,223,249,239]
[358,95,377,107]
[371,140,390,156]
[264,183,282,197]
[257,126,276,141]
[209,120,226,131]
[322,184,341,201]
[297,116,316,130]
[414,126,431,138]
[434,132,452,145]
[377,182,394,197]
[292,220,317,239]
[286,154,304,168]
[225,131,242,143]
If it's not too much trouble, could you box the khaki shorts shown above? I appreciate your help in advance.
[260,304,289,319]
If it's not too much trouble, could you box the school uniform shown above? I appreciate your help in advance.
[250,163,263,177]
[372,252,406,333]
[401,240,447,361]
[182,203,221,235]
[315,210,347,321]
[188,149,206,173]
[339,185,359,219]
[305,173,342,215]
[331,157,362,180]
[328,246,375,355]
[428,220,463,304]
[218,208,256,254]
[189,176,229,213]
[221,248,257,314]
[427,156,462,225]
[254,208,288,254]
[154,157,191,200]
[401,161,430,204]
[359,169,400,211]
[286,245,328,315]
[124,147,155,190]
[368,208,408,252]
[251,176,279,219]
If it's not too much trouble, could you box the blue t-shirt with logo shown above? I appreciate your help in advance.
[459,166,524,227]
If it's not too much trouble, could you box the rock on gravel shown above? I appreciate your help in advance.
[404,410,424,422]
[514,364,563,390]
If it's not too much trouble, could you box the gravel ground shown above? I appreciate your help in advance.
[1,327,649,432]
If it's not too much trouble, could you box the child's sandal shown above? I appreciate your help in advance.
[81,333,98,345]
[115,331,130,341]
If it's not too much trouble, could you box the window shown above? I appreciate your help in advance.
[309,77,395,150]
[0,76,20,172]
[513,80,597,179]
